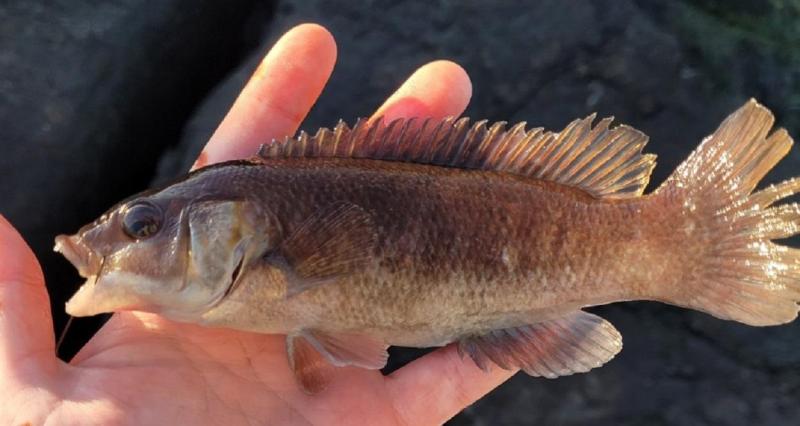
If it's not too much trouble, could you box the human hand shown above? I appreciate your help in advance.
[0,24,515,425]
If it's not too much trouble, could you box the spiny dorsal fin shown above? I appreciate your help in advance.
[258,115,657,199]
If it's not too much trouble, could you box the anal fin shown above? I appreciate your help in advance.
[458,311,622,378]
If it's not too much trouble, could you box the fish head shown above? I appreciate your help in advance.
[56,181,274,321]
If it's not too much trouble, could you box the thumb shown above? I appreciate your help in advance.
[0,215,54,367]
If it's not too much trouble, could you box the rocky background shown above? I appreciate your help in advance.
[2,0,799,424]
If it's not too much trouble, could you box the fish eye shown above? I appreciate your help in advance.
[122,201,163,240]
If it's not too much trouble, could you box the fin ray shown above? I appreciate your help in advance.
[656,99,800,326]
[458,311,622,379]
[286,330,389,394]
[266,202,377,297]
[286,333,336,394]
[258,115,656,199]
[303,330,389,369]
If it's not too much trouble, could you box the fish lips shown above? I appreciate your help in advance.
[54,234,102,278]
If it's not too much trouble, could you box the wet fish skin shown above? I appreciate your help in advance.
[55,99,800,392]
[196,158,671,344]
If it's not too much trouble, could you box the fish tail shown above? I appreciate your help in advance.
[655,99,800,326]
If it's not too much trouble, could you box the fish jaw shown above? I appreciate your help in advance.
[54,234,102,278]
[56,233,125,316]
[64,275,102,316]
[64,272,157,317]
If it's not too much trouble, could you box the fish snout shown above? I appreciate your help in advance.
[54,234,102,278]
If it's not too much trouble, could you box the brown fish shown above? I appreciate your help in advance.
[55,99,800,393]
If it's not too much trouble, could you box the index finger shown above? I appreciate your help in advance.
[195,23,337,168]
[371,60,472,122]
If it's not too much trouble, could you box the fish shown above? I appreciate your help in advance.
[55,99,800,394]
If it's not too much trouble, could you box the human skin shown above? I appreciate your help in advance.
[0,24,515,425]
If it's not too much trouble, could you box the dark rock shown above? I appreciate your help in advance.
[0,0,274,357]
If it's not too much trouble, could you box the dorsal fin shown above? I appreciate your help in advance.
[257,115,657,199]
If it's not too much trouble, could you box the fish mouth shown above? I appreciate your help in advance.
[54,234,102,278]
[64,274,101,316]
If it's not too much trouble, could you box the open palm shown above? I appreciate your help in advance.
[0,24,515,425]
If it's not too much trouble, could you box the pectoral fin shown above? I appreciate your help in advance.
[287,330,389,394]
[266,202,378,297]
[458,311,622,378]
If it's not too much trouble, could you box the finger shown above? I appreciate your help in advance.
[0,215,54,367]
[365,63,478,423]
[195,23,337,168]
[385,345,516,425]
[371,60,471,122]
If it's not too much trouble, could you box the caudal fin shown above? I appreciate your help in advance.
[656,99,800,326]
